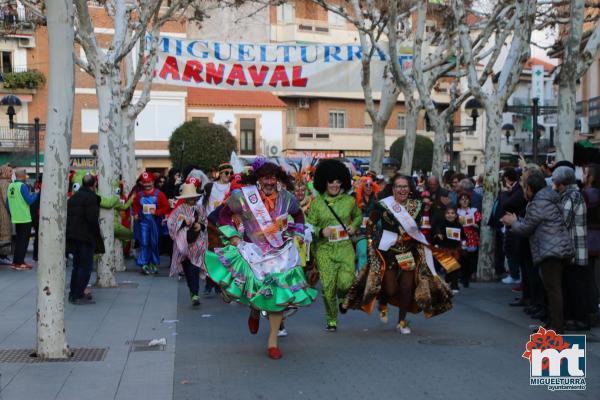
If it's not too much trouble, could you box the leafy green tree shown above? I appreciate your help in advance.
[169,121,237,172]
[390,134,433,173]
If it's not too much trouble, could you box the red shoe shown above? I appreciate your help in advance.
[22,263,33,270]
[267,347,282,360]
[248,315,259,334]
[512,285,522,293]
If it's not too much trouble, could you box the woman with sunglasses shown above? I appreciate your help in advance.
[204,163,233,216]
[306,159,362,332]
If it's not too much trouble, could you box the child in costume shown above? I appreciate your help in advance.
[354,176,380,271]
[457,192,481,288]
[433,206,465,293]
[133,171,171,275]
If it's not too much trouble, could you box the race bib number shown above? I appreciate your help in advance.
[328,225,349,242]
[276,214,289,231]
[143,204,156,215]
[446,227,461,241]
[421,215,431,229]
[395,251,416,271]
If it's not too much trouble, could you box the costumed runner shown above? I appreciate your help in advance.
[167,183,208,306]
[354,176,381,272]
[133,171,171,275]
[205,159,317,360]
[342,174,453,334]
[306,159,362,332]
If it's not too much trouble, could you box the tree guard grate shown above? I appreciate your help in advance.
[127,340,166,352]
[0,347,108,363]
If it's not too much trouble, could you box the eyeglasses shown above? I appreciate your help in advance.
[221,171,232,176]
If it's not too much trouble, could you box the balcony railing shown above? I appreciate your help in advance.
[0,5,40,32]
[0,126,34,151]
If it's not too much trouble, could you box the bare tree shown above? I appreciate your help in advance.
[543,0,600,162]
[454,0,537,281]
[34,0,75,359]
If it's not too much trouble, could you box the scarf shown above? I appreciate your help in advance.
[260,190,277,213]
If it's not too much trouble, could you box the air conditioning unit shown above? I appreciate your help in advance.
[267,143,282,157]
[17,36,36,48]
[297,98,310,109]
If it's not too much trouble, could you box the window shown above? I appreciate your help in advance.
[81,109,99,133]
[192,117,209,125]
[0,51,12,74]
[364,111,372,128]
[240,118,256,155]
[397,113,406,130]
[328,10,346,27]
[329,110,345,128]
[276,4,294,23]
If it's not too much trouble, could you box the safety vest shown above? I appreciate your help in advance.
[7,181,32,223]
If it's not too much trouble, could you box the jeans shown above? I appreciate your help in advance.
[540,257,565,330]
[69,241,95,300]
[506,254,521,280]
[182,260,200,297]
[13,222,32,265]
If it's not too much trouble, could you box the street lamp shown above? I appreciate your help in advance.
[502,123,515,144]
[504,98,557,163]
[447,98,481,171]
[0,94,45,181]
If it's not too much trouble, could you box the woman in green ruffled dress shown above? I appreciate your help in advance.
[205,160,317,359]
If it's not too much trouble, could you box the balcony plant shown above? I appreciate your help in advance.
[2,69,46,89]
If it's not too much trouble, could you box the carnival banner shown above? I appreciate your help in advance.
[148,36,413,92]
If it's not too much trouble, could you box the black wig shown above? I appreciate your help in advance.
[313,159,352,194]
[241,161,292,189]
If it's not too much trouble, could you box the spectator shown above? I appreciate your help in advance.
[474,175,484,197]
[488,180,506,279]
[500,167,527,285]
[0,164,12,263]
[502,170,574,333]
[162,168,182,200]
[6,168,38,271]
[582,164,600,326]
[541,163,553,186]
[458,178,482,211]
[426,176,452,227]
[66,174,103,305]
[449,173,466,206]
[457,192,481,288]
[433,205,465,293]
[553,166,590,331]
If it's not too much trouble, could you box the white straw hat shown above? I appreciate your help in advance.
[176,183,201,199]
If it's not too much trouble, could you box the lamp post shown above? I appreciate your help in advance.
[448,99,481,171]
[503,97,557,163]
[0,94,45,181]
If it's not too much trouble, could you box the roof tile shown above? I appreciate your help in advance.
[187,88,287,108]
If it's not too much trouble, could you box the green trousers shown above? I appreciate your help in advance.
[315,240,356,326]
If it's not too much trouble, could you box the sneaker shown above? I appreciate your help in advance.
[141,265,151,275]
[191,295,200,306]
[396,320,411,334]
[338,303,348,314]
[277,329,288,337]
[325,323,337,332]
[501,276,518,284]
[10,264,29,271]
[150,264,159,274]
[379,308,389,324]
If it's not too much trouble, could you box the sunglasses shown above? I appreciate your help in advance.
[221,170,232,176]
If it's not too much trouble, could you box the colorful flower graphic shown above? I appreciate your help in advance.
[522,327,571,371]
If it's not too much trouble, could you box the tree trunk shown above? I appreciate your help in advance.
[36,0,74,359]
[555,79,577,162]
[477,104,502,282]
[120,114,137,193]
[370,121,386,174]
[95,82,118,287]
[430,117,448,179]
[399,101,418,175]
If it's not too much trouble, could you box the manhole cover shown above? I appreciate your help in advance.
[418,338,483,346]
[126,340,166,352]
[0,347,107,363]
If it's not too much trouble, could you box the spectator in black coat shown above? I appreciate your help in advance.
[500,167,527,285]
[66,174,103,305]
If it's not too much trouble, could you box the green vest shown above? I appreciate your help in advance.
[7,182,32,223]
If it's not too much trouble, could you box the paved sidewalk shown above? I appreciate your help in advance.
[0,255,179,400]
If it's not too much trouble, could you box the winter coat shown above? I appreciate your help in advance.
[510,186,574,265]
[583,187,600,256]
[500,183,527,254]
[66,186,104,254]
